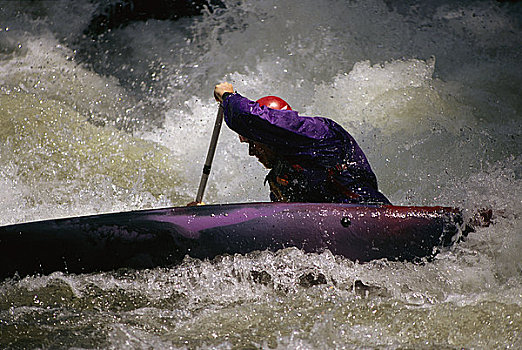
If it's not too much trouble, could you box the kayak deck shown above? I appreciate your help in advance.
[0,202,463,279]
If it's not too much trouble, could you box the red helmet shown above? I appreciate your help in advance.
[256,96,292,110]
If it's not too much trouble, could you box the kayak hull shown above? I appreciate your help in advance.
[0,202,463,279]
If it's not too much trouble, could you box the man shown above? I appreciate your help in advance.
[214,82,391,205]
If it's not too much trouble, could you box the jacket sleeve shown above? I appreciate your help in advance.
[222,93,332,150]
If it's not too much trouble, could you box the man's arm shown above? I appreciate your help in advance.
[217,90,331,151]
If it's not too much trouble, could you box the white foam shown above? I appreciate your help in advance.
[0,1,520,347]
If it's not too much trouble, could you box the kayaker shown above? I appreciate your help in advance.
[213,81,391,204]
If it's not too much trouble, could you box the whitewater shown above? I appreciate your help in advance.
[0,0,520,348]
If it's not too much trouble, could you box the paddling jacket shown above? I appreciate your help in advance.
[222,93,391,205]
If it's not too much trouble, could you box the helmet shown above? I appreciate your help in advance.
[256,96,292,110]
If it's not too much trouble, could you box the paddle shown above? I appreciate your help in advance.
[195,104,224,204]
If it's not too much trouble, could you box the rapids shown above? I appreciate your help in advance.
[0,0,520,348]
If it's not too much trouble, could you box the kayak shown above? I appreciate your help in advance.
[0,202,464,279]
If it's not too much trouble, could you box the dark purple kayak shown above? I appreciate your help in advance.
[0,202,463,279]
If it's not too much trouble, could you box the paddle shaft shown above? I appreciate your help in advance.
[196,104,224,203]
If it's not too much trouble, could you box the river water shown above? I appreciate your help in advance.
[0,0,520,348]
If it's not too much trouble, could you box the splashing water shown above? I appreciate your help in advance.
[0,0,520,348]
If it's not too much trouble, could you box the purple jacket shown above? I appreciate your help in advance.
[223,93,390,204]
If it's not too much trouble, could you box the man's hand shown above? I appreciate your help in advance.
[214,82,234,102]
